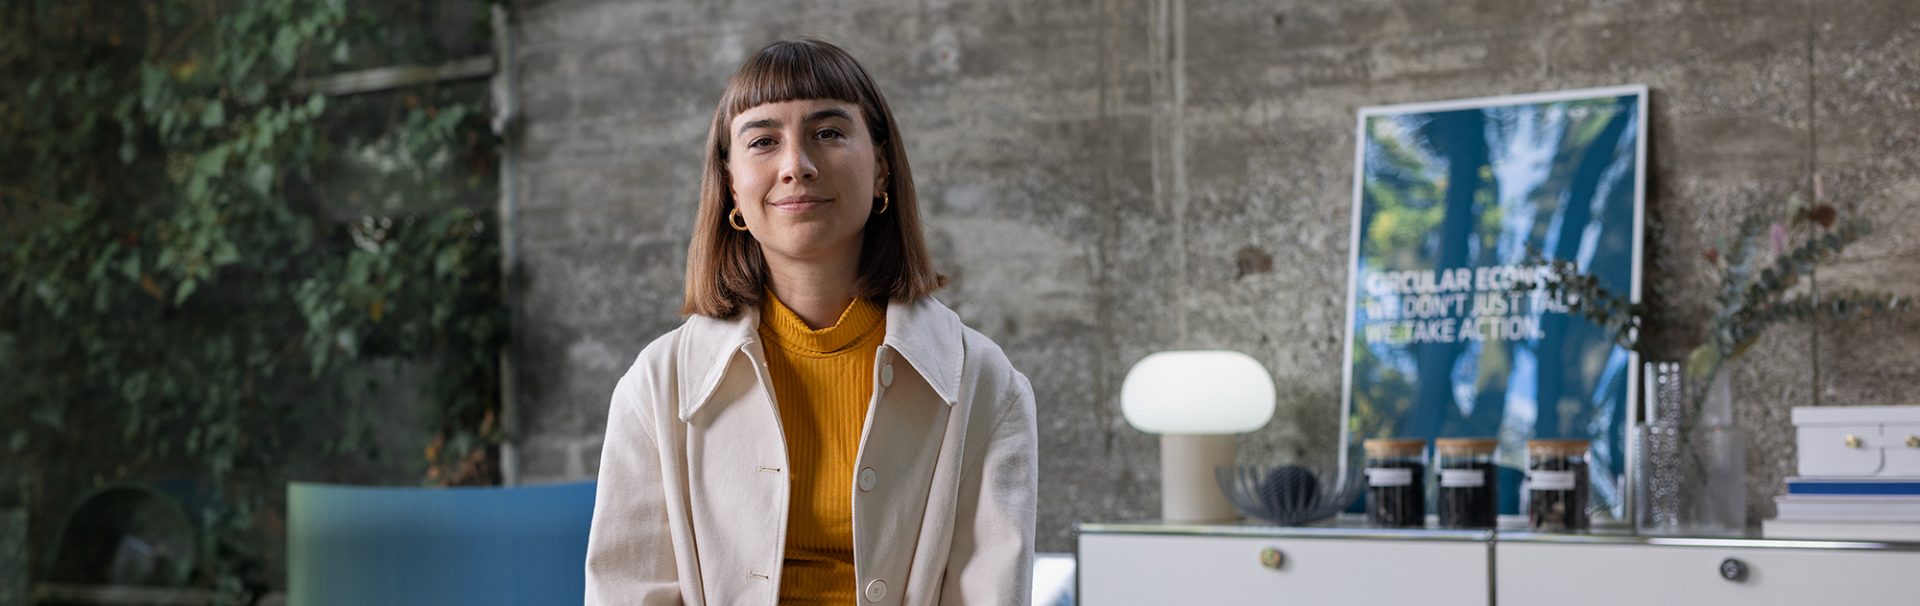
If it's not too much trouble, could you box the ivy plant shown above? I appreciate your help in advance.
[1,0,502,597]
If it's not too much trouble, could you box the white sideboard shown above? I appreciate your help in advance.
[1078,521,1920,605]
[1078,524,1491,605]
[1496,533,1920,605]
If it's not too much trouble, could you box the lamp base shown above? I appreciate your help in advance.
[1159,434,1239,523]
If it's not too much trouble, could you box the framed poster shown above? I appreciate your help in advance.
[1339,85,1647,520]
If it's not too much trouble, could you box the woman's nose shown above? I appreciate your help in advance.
[779,144,817,183]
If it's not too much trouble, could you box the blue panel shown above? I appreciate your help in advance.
[287,481,596,606]
[1787,481,1920,496]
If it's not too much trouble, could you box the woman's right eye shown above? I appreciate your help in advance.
[747,136,775,149]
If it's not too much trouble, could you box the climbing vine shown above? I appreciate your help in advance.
[1,0,502,597]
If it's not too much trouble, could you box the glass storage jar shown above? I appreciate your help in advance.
[1526,438,1591,532]
[1435,438,1498,529]
[1364,438,1426,528]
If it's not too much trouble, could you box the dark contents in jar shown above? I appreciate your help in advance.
[1527,454,1590,531]
[1438,462,1498,529]
[1367,460,1425,527]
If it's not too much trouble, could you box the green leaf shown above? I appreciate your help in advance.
[201,100,226,128]
[246,162,275,195]
[1685,344,1720,381]
[239,80,268,104]
[271,29,301,73]
[197,145,231,175]
[210,241,241,266]
[185,177,208,203]
[435,246,461,277]
[122,373,149,403]
[119,254,142,281]
[174,278,199,305]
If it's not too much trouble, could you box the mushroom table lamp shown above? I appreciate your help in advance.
[1121,350,1276,523]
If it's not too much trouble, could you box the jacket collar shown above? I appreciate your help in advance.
[676,296,964,421]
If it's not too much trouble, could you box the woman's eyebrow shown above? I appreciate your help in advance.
[737,118,779,135]
[804,108,853,124]
[736,108,854,136]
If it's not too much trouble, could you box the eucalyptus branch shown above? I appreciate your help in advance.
[1517,208,1909,436]
[1717,221,1871,356]
[1511,252,1644,352]
[1755,290,1911,325]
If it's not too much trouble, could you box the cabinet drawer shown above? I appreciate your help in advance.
[1078,533,1488,605]
[1798,424,1886,476]
[1884,424,1920,475]
[1497,541,1920,604]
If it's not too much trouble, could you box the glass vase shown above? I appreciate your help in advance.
[1634,367,1747,536]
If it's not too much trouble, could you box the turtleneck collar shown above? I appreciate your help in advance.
[757,290,886,356]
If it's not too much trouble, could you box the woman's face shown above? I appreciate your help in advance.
[726,98,886,272]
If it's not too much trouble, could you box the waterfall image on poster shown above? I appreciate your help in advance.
[1341,86,1645,519]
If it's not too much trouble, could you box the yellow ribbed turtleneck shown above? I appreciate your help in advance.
[758,291,886,605]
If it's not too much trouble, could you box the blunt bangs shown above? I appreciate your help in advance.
[717,40,890,154]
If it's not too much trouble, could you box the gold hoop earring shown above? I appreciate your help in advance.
[874,191,890,215]
[728,208,749,231]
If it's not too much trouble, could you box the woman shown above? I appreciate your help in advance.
[585,39,1037,606]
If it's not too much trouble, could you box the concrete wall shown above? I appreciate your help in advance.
[505,0,1920,552]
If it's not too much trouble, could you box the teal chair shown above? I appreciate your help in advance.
[287,481,595,606]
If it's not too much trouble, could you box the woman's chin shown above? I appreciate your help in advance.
[759,233,864,265]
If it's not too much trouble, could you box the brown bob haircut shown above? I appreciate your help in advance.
[681,39,947,319]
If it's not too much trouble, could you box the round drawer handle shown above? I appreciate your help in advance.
[1719,557,1748,582]
[1259,547,1285,570]
[1907,435,1919,449]
[1845,434,1863,449]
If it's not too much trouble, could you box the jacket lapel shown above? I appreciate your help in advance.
[675,306,760,422]
[882,296,965,406]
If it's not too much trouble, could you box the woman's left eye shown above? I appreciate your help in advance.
[815,128,845,140]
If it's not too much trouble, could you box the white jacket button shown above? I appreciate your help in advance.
[864,579,887,602]
[880,363,894,387]
[858,467,877,492]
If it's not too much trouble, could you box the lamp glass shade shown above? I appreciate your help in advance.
[1120,350,1276,434]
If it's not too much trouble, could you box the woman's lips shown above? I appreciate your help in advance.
[770,196,832,212]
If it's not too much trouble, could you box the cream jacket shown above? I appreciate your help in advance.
[584,296,1037,605]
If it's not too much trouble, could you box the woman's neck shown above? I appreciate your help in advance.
[765,262,860,330]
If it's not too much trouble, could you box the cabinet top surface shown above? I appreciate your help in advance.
[1076,518,1490,542]
[1792,404,1920,425]
[1078,519,1920,552]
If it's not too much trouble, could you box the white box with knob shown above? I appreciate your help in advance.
[1792,405,1920,477]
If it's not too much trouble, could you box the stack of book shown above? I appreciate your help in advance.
[1764,477,1920,541]
[1763,405,1920,541]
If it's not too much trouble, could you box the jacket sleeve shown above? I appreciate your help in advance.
[940,370,1038,605]
[584,370,684,605]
